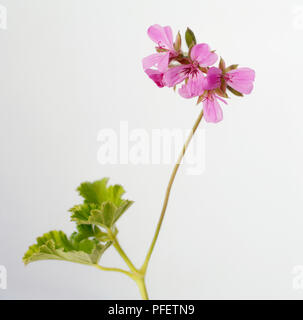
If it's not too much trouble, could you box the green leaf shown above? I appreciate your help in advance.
[71,200,133,229]
[78,178,125,207]
[185,27,196,49]
[71,178,134,229]
[70,224,105,243]
[69,203,97,223]
[227,85,244,97]
[23,230,110,266]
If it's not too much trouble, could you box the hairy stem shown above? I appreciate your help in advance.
[141,110,204,273]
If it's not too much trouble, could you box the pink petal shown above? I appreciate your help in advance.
[190,43,218,67]
[147,24,174,50]
[164,26,174,49]
[226,67,255,94]
[142,53,162,70]
[142,52,170,72]
[228,67,255,81]
[203,67,222,90]
[145,69,165,88]
[203,96,223,123]
[163,65,190,87]
[179,74,205,99]
[214,94,228,105]
[157,52,170,72]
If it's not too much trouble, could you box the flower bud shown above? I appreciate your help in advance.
[219,57,226,72]
[227,85,243,97]
[215,87,229,98]
[174,31,182,51]
[225,64,238,72]
[185,27,197,49]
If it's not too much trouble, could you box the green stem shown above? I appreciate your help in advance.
[141,110,204,273]
[97,110,203,300]
[108,230,138,274]
[135,277,149,300]
[94,264,132,277]
[100,231,150,300]
[95,263,148,300]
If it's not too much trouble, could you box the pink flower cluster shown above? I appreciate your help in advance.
[142,25,255,123]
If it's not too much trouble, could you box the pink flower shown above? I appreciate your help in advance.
[224,67,255,94]
[142,25,178,73]
[142,25,255,125]
[202,93,227,123]
[145,69,165,88]
[190,43,218,67]
[203,67,222,90]
[178,66,221,99]
[164,43,218,88]
[179,76,205,99]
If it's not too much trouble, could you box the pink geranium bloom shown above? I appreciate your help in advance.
[164,43,218,88]
[178,66,221,99]
[142,25,178,73]
[224,67,255,94]
[203,67,222,90]
[202,93,227,123]
[145,69,165,88]
[142,25,255,124]
[179,76,205,99]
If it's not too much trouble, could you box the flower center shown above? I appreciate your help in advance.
[192,60,199,68]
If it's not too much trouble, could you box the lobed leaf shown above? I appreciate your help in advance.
[70,200,133,229]
[77,178,125,207]
[23,229,110,266]
[71,178,134,229]
[23,178,133,267]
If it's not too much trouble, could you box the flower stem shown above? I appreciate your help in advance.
[101,231,150,300]
[135,277,149,300]
[97,109,203,300]
[141,110,204,273]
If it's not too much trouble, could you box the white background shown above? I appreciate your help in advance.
[1,0,303,299]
